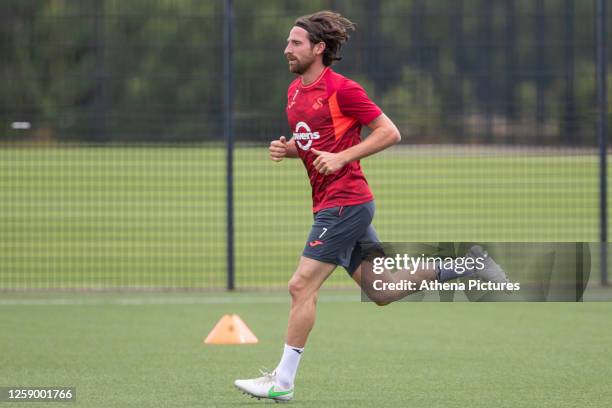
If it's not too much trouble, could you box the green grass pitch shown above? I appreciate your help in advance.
[1,145,611,406]
[1,292,611,407]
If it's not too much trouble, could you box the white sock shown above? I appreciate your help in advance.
[275,343,304,388]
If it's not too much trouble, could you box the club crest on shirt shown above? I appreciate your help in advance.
[312,97,324,110]
[292,121,320,151]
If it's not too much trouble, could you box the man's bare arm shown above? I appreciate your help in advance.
[339,113,401,163]
[311,114,401,175]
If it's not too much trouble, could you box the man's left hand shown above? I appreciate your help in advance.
[311,149,348,175]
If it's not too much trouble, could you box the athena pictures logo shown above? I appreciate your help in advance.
[293,121,320,151]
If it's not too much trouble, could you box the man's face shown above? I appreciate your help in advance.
[284,26,320,74]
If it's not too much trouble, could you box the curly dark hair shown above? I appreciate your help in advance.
[294,11,356,66]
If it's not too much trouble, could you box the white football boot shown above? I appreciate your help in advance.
[468,245,511,288]
[234,369,293,402]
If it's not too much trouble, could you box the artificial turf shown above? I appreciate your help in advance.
[1,291,611,407]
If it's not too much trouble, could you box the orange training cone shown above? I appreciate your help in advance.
[204,314,259,344]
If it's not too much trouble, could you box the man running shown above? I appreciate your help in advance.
[234,11,509,402]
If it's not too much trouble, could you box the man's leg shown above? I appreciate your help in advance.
[352,245,511,305]
[236,202,374,401]
[234,256,335,401]
[285,256,336,347]
[344,226,437,305]
[352,260,436,305]
[272,256,336,392]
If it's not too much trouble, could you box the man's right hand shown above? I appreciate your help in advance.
[269,136,288,162]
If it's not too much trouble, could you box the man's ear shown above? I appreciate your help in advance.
[314,41,326,56]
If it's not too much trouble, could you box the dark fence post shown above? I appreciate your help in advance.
[224,0,235,290]
[535,0,545,144]
[504,0,517,143]
[365,0,381,97]
[596,0,608,286]
[453,0,465,142]
[93,0,106,142]
[563,0,576,144]
[478,0,493,142]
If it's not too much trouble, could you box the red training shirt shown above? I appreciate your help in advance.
[286,67,382,213]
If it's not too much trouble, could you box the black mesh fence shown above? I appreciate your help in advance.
[0,0,610,289]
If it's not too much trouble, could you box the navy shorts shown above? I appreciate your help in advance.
[302,200,380,276]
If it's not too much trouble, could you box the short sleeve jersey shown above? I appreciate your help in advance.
[286,67,382,213]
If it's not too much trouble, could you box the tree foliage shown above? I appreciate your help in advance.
[0,0,608,145]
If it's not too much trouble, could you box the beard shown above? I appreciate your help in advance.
[288,55,315,75]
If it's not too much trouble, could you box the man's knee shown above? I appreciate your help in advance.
[288,256,335,302]
[287,276,303,299]
[364,290,393,306]
[374,297,392,307]
[288,275,316,302]
[355,271,393,306]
